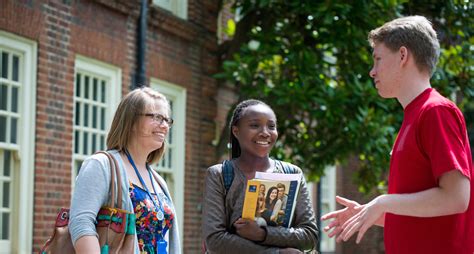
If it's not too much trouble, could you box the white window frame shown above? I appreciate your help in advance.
[152,0,188,20]
[72,55,121,186]
[0,30,37,254]
[150,78,186,247]
[320,165,336,252]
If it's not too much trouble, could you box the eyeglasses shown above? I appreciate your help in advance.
[139,113,174,126]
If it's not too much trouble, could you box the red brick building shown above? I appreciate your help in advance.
[0,0,226,252]
[0,0,385,253]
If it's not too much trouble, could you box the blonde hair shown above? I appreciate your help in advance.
[106,87,170,164]
[368,16,440,76]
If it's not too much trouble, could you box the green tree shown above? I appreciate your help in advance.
[217,0,473,193]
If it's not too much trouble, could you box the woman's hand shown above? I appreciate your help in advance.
[233,218,266,241]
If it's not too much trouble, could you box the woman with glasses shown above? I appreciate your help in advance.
[69,87,180,254]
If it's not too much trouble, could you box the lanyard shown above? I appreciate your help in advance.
[124,149,160,210]
[124,149,168,253]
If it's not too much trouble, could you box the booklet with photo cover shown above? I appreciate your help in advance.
[241,172,301,228]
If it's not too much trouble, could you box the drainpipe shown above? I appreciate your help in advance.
[135,0,148,88]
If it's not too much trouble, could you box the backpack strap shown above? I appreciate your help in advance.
[222,160,234,193]
[222,159,297,193]
[276,160,299,174]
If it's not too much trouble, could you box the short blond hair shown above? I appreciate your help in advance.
[368,16,440,76]
[106,87,170,164]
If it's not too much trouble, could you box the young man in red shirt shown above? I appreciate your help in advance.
[322,16,473,254]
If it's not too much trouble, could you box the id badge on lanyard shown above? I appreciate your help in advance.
[157,239,167,254]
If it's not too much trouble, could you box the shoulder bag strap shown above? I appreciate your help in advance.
[110,153,122,209]
[96,151,122,209]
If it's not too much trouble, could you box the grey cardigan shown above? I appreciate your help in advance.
[69,150,181,254]
[202,160,319,253]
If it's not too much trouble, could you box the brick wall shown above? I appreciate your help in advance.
[1,0,221,252]
[34,1,75,249]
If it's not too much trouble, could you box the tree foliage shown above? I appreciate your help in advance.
[217,0,473,193]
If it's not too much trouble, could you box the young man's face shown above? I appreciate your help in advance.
[278,187,285,198]
[369,43,402,99]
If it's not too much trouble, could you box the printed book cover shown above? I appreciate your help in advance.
[241,172,300,228]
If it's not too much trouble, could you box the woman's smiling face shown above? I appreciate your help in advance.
[232,104,278,158]
[269,188,278,200]
[133,99,170,152]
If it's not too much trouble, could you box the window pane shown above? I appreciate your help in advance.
[84,76,89,99]
[92,106,97,128]
[75,102,80,126]
[1,213,9,240]
[0,116,6,142]
[83,132,88,155]
[100,135,104,150]
[12,55,19,82]
[1,52,8,79]
[10,118,16,144]
[76,160,83,175]
[74,130,80,154]
[3,150,10,177]
[0,84,7,110]
[11,86,18,113]
[84,104,89,127]
[75,73,81,97]
[93,78,98,101]
[101,81,106,103]
[2,182,9,208]
[92,133,97,153]
[100,108,105,130]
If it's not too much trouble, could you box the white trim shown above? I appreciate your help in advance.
[0,30,37,254]
[72,55,121,185]
[320,165,336,252]
[150,77,186,248]
[217,10,223,44]
[152,0,188,20]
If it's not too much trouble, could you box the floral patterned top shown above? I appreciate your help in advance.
[129,182,175,254]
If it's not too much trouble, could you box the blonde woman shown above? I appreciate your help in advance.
[69,87,180,254]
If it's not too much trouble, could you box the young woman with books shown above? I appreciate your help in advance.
[202,99,318,254]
